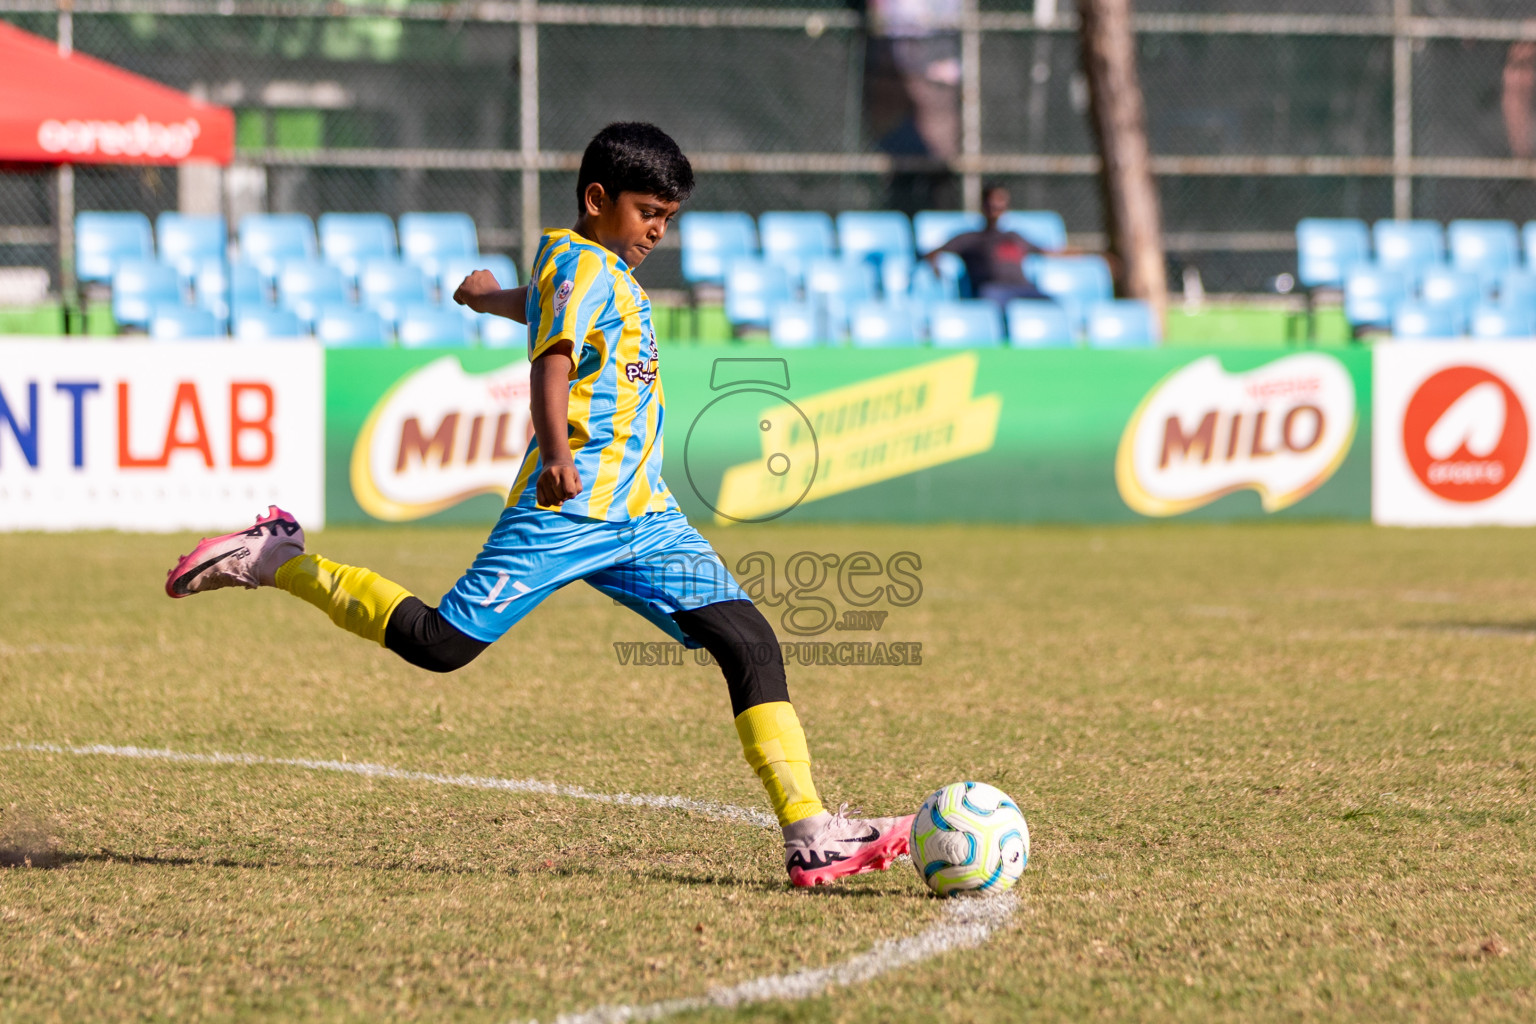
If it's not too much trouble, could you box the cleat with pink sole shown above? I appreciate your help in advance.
[165,505,304,598]
[784,806,916,888]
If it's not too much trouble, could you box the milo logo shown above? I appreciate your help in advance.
[350,356,533,521]
[1116,354,1357,516]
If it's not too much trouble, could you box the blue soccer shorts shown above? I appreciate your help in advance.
[437,506,749,647]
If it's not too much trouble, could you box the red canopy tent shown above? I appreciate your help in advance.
[0,20,233,165]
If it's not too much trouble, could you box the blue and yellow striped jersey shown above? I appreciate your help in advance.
[508,228,675,521]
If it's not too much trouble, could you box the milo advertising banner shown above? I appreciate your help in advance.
[325,347,1371,526]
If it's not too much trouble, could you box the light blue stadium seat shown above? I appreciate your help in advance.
[1448,219,1520,280]
[1372,220,1443,280]
[910,252,966,301]
[276,260,349,324]
[999,210,1067,252]
[1295,218,1369,290]
[399,212,478,277]
[438,253,518,307]
[77,212,155,285]
[836,211,913,260]
[156,213,226,278]
[233,306,305,341]
[769,302,820,348]
[758,212,836,282]
[837,211,915,295]
[149,304,221,341]
[928,299,1003,348]
[238,213,318,280]
[1343,266,1407,330]
[680,212,757,285]
[1005,299,1076,348]
[1416,267,1480,330]
[1392,302,1458,339]
[396,304,475,347]
[193,258,265,324]
[359,259,431,323]
[315,306,389,348]
[1026,254,1114,327]
[803,256,876,327]
[914,210,984,254]
[111,260,182,329]
[479,315,529,349]
[1524,222,1536,269]
[849,300,922,348]
[1498,270,1536,312]
[319,213,398,279]
[1085,300,1158,348]
[1470,303,1536,339]
[724,257,791,328]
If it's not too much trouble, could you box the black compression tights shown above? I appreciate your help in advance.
[383,597,788,714]
[383,597,490,673]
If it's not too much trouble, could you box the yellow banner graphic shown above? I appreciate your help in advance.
[714,354,1002,523]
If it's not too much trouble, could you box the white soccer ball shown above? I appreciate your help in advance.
[910,781,1029,897]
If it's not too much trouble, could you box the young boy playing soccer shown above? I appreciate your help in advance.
[165,122,913,887]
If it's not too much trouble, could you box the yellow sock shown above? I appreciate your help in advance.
[735,701,825,827]
[274,554,412,646]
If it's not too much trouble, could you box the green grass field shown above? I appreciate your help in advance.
[2,522,1534,1022]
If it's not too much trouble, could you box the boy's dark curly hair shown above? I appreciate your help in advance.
[576,122,694,211]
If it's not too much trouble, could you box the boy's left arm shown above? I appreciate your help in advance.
[453,271,529,324]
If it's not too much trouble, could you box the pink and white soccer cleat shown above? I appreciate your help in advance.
[784,806,916,888]
[165,506,304,598]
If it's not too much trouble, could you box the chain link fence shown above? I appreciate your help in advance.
[3,0,1535,296]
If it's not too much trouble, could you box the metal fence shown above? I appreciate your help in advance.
[4,0,1536,295]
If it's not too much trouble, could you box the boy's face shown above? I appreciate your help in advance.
[581,184,680,269]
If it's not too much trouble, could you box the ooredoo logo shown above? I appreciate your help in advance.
[1403,366,1528,502]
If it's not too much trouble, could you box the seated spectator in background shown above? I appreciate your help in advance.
[921,184,1052,306]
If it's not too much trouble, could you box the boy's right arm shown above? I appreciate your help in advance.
[453,270,529,324]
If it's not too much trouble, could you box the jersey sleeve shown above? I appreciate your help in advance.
[935,231,978,258]
[529,248,611,363]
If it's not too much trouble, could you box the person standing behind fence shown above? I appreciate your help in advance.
[860,0,963,213]
[1505,39,1536,159]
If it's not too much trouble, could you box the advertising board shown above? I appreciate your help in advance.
[0,340,323,531]
[327,347,1371,526]
[1374,342,1536,526]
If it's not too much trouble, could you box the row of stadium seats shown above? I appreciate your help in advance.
[769,297,1158,349]
[1343,267,1536,339]
[1297,218,1536,288]
[109,253,524,343]
[137,295,1155,348]
[144,302,530,347]
[1297,218,1536,336]
[80,210,521,342]
[729,251,1119,343]
[680,209,1068,288]
[76,210,486,285]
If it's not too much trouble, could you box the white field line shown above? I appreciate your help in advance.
[539,892,1018,1024]
[0,742,778,828]
[2,740,1019,1024]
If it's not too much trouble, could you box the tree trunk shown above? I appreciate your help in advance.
[1078,0,1168,328]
